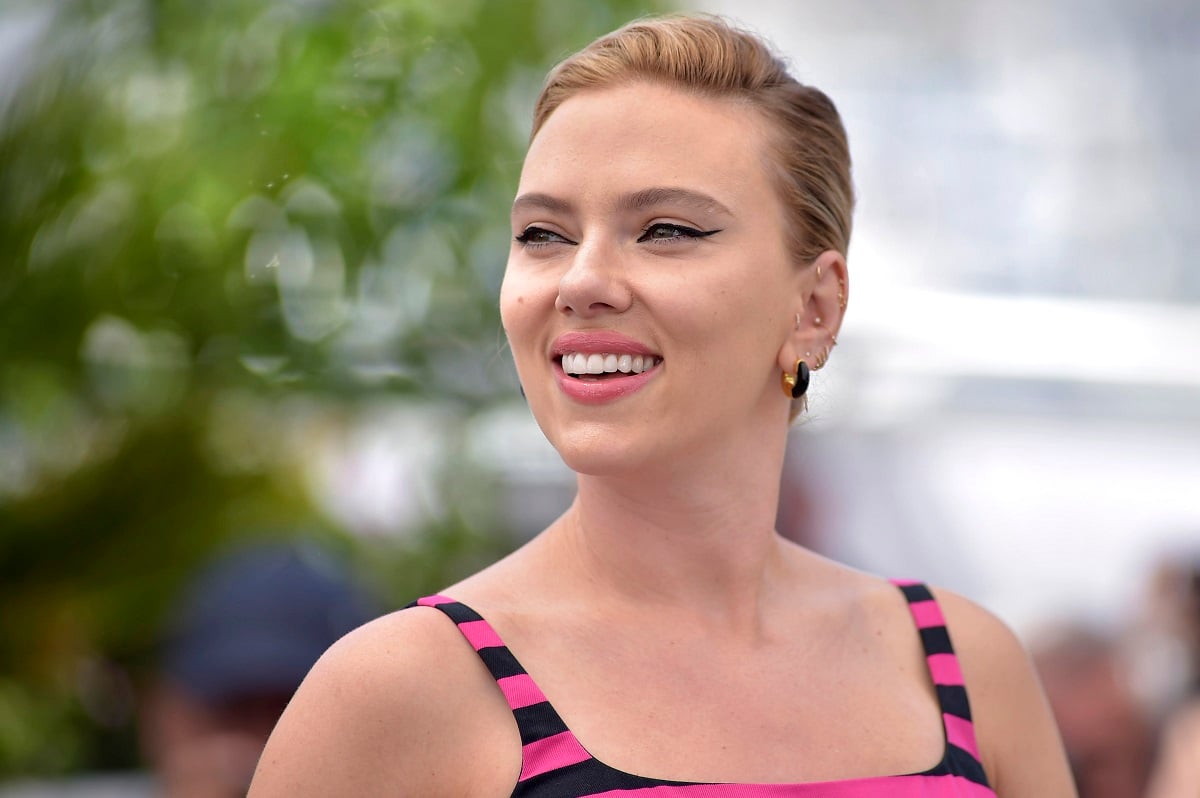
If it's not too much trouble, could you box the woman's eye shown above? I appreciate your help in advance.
[637,223,721,243]
[515,226,572,247]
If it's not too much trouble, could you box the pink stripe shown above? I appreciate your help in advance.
[927,652,965,686]
[944,712,980,759]
[907,599,945,629]
[890,578,922,587]
[587,773,995,797]
[519,731,591,781]
[497,673,548,710]
[416,594,455,607]
[457,619,504,651]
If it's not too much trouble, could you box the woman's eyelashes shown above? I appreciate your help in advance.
[515,226,574,249]
[637,222,722,244]
[514,222,722,250]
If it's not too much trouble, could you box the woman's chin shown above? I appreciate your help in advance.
[549,435,659,479]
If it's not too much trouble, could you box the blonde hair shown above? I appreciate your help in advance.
[532,14,854,264]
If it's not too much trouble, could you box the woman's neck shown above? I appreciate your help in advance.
[544,430,796,628]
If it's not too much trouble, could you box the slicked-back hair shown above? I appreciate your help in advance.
[531,14,854,265]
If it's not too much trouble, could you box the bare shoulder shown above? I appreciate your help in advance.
[249,605,519,797]
[930,586,1078,798]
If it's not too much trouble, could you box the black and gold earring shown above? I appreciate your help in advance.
[780,359,810,399]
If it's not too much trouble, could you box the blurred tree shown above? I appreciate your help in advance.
[0,0,661,777]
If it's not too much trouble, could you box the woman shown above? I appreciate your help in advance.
[250,15,1076,797]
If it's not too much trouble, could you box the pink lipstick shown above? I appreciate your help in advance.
[551,331,661,405]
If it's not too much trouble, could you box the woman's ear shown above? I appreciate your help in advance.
[777,249,847,374]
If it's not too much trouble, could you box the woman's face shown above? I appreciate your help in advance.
[501,82,803,475]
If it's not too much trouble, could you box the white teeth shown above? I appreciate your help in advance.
[560,352,659,376]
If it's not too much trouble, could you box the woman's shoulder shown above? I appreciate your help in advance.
[924,585,1078,797]
[922,584,1043,709]
[248,604,520,797]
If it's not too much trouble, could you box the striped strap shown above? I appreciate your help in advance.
[414,595,593,784]
[890,580,981,761]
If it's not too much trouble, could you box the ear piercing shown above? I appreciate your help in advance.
[795,302,839,379]
[809,314,837,371]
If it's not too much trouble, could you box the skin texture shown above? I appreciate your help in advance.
[249,83,1077,797]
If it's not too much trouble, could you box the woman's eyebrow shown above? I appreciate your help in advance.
[617,187,732,216]
[511,192,574,217]
[511,187,732,218]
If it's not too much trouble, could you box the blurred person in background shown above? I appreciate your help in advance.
[250,14,1075,797]
[1146,701,1200,798]
[1030,625,1155,798]
[140,541,377,797]
[1143,552,1200,798]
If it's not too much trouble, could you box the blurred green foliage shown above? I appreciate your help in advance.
[0,0,661,777]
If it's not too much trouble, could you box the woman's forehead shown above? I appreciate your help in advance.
[517,83,775,208]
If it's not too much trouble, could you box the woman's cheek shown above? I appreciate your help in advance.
[500,267,553,333]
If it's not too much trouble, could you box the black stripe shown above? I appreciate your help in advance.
[919,625,954,656]
[898,582,934,604]
[477,645,527,680]
[513,702,570,745]
[404,599,482,625]
[938,684,972,721]
[437,600,483,625]
[945,743,991,786]
[516,757,692,797]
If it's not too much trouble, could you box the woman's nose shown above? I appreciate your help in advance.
[554,237,633,317]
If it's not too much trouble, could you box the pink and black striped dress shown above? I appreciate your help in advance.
[413,581,995,797]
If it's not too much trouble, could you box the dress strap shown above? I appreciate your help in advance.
[890,580,982,764]
[410,596,594,785]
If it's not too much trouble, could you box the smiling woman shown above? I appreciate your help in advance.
[503,81,802,475]
[248,15,1078,798]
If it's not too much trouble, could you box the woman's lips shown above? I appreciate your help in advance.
[551,330,658,358]
[553,358,660,404]
[549,331,662,404]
